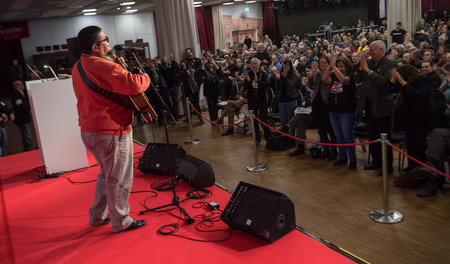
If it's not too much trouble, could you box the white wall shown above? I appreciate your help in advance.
[222,3,262,19]
[21,12,158,64]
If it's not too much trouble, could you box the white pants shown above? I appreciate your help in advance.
[81,132,134,232]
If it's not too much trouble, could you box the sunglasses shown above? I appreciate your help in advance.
[96,36,109,44]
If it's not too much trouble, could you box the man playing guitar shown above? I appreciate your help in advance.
[72,26,148,233]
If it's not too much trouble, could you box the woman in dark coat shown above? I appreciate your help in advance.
[198,58,221,122]
[310,56,337,160]
[391,64,434,170]
[273,59,302,143]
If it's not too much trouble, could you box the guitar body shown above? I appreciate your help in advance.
[128,93,158,123]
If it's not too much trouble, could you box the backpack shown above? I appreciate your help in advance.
[266,133,288,151]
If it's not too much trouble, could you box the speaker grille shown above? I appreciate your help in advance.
[138,143,186,175]
[221,181,295,242]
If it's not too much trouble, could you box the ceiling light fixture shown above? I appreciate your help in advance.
[223,2,234,5]
[120,2,135,6]
[193,1,202,4]
[194,4,201,8]
[83,12,97,16]
[125,9,138,13]
[82,9,97,12]
[245,1,257,3]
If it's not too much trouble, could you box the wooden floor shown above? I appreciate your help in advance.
[5,113,450,264]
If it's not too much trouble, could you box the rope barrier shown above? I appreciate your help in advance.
[189,103,250,127]
[253,116,378,147]
[189,102,450,180]
[389,143,450,179]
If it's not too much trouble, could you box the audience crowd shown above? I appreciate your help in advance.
[2,17,450,198]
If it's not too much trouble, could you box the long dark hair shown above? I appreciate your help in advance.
[282,59,300,77]
[397,64,422,84]
[335,56,353,76]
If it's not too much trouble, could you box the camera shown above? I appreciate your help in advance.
[0,118,6,128]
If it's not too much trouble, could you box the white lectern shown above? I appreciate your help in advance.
[26,79,88,174]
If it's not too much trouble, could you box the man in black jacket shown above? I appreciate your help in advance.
[356,40,396,174]
[159,55,180,118]
[11,80,33,152]
[244,35,252,49]
[244,58,270,144]
[421,60,447,129]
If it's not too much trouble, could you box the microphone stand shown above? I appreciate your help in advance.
[44,65,59,80]
[136,56,193,224]
[26,64,44,82]
[139,83,193,224]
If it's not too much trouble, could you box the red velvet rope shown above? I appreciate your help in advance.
[254,116,378,147]
[189,103,249,127]
[389,143,450,179]
[189,102,450,179]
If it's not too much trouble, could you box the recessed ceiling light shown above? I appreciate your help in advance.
[193,1,202,4]
[82,9,97,12]
[125,9,138,13]
[223,2,234,5]
[194,4,201,8]
[120,2,135,6]
[245,1,257,3]
[83,12,97,16]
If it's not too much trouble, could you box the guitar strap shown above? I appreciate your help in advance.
[77,61,133,109]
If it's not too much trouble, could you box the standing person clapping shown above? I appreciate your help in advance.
[322,55,358,169]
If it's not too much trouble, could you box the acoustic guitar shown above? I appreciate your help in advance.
[129,93,158,123]
[109,53,158,123]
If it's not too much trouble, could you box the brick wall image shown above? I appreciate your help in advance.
[223,15,263,48]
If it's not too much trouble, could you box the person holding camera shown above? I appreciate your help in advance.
[198,58,221,122]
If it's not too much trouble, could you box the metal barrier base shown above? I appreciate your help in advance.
[369,209,404,224]
[184,139,200,145]
[247,163,268,172]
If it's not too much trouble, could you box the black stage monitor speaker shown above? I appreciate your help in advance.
[67,37,80,68]
[221,181,296,243]
[176,155,215,188]
[138,143,186,175]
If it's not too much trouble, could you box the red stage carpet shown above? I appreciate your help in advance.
[0,143,363,264]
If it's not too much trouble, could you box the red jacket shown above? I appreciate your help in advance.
[72,55,150,134]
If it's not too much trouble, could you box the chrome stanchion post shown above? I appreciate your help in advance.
[369,133,403,223]
[184,97,200,145]
[246,110,268,172]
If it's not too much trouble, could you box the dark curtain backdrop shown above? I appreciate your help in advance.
[262,2,278,45]
[422,0,450,12]
[0,39,25,97]
[195,7,215,52]
[277,2,369,38]
[202,6,215,52]
[368,0,381,23]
